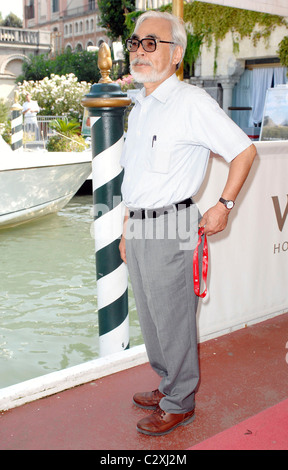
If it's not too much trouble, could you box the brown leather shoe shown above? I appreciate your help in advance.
[136,406,195,436]
[133,389,165,410]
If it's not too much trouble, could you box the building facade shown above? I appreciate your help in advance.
[23,0,110,54]
[0,27,51,101]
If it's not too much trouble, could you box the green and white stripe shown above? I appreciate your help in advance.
[11,110,23,151]
[90,113,129,357]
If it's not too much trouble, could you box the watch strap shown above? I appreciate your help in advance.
[219,197,234,209]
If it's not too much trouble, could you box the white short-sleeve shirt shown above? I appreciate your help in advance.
[22,100,40,124]
[120,74,252,209]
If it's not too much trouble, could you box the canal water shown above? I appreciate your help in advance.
[0,195,142,389]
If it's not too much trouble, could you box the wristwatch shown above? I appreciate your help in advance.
[219,197,235,210]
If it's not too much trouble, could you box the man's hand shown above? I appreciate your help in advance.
[119,209,129,263]
[199,202,230,236]
[119,235,127,264]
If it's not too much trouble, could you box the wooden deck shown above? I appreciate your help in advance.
[0,312,287,450]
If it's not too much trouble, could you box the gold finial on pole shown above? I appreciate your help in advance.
[98,42,113,83]
[11,90,22,111]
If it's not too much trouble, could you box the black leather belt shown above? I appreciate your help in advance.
[129,197,194,219]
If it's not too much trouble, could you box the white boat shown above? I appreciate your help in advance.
[0,137,92,229]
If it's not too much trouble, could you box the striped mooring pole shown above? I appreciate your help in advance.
[82,43,131,357]
[11,91,23,151]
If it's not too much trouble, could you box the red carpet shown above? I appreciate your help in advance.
[189,399,288,450]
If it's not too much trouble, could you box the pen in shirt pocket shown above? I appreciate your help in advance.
[152,135,157,147]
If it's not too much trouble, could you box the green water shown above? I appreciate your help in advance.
[0,196,142,389]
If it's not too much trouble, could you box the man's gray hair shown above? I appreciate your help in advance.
[134,10,187,69]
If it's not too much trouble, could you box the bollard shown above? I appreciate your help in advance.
[11,91,23,151]
[82,43,131,357]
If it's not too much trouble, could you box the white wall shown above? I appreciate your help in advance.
[199,25,288,78]
[194,141,288,340]
[196,0,288,17]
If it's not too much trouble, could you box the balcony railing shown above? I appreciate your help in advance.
[0,26,51,47]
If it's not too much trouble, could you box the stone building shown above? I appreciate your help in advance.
[23,0,110,53]
[0,1,111,102]
[0,27,51,101]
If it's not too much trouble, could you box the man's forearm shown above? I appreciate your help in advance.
[221,143,257,202]
[199,144,257,236]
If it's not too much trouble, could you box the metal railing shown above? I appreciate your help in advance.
[37,115,65,140]
[23,116,64,145]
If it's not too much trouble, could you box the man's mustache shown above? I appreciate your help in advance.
[131,58,153,67]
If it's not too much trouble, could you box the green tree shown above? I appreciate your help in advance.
[98,0,135,41]
[52,50,101,82]
[0,13,22,27]
[18,54,54,82]
[18,50,101,84]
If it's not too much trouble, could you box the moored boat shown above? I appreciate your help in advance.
[0,136,92,228]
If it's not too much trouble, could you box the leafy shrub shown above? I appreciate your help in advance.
[17,74,91,121]
[0,98,9,123]
[1,120,11,145]
[278,36,288,68]
[46,118,87,152]
[46,134,88,152]
[49,118,81,135]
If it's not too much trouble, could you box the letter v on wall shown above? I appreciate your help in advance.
[272,195,288,232]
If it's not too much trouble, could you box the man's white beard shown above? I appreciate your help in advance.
[130,58,172,84]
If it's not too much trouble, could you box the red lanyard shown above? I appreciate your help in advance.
[193,227,208,298]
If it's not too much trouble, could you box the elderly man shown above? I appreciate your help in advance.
[119,10,256,436]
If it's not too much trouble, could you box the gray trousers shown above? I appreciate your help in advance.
[126,204,203,413]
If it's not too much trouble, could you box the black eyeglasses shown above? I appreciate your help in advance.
[126,37,175,53]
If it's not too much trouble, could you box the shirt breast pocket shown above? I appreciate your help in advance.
[149,142,171,174]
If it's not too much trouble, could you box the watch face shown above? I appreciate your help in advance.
[226,201,234,209]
